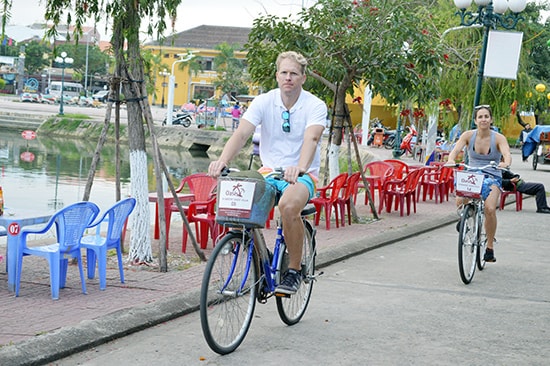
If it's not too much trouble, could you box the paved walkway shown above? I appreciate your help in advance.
[0,147,497,364]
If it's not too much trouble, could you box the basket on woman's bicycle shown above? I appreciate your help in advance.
[200,169,317,355]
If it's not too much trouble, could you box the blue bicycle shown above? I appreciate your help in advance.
[200,169,318,355]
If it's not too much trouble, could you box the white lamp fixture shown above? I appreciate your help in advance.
[454,0,472,9]
[508,0,527,13]
[492,0,509,14]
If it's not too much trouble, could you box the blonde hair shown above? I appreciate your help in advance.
[276,51,308,75]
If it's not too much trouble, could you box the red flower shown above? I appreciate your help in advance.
[405,62,415,69]
[422,29,429,35]
[443,54,449,61]
[400,109,411,117]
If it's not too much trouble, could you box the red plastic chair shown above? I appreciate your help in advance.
[417,166,453,204]
[183,195,225,252]
[499,182,523,211]
[168,173,217,250]
[336,172,361,226]
[357,161,394,205]
[310,173,348,230]
[379,167,425,216]
[383,159,410,179]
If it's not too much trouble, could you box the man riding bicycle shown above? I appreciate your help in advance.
[447,105,511,263]
[208,51,327,295]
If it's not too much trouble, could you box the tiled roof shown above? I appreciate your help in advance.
[146,25,251,50]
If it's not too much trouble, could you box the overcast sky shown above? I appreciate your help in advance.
[9,0,313,40]
[7,0,548,41]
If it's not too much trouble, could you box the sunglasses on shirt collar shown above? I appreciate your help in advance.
[282,110,290,133]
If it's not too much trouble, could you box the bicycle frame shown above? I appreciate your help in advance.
[224,222,288,300]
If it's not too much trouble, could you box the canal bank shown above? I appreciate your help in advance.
[0,110,376,167]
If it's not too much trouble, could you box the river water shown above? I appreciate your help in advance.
[0,129,216,214]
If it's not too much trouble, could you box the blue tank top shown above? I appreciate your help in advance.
[467,130,502,178]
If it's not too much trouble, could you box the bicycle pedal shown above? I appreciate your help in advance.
[275,292,291,298]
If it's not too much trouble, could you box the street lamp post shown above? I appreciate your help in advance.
[453,0,527,127]
[55,51,74,115]
[159,69,169,109]
[166,51,197,125]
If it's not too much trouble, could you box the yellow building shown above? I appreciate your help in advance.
[144,25,251,107]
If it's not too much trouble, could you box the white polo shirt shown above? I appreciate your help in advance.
[242,88,327,178]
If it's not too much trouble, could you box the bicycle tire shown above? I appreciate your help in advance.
[200,231,258,355]
[476,215,487,271]
[458,204,477,284]
[276,219,316,325]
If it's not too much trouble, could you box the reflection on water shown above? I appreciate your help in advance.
[0,129,214,212]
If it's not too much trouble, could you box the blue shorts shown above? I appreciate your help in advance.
[265,174,316,201]
[481,175,502,200]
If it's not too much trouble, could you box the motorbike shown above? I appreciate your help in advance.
[366,120,396,149]
[394,124,418,157]
[163,110,193,127]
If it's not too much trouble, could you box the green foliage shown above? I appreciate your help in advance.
[213,42,250,97]
[23,40,52,75]
[437,0,550,127]
[246,0,444,106]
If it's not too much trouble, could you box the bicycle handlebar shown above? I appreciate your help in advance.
[446,161,509,172]
[220,167,302,181]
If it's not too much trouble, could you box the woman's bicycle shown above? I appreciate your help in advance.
[200,169,318,355]
[453,161,505,284]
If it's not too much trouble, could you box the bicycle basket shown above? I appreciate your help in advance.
[455,170,484,199]
[216,171,276,228]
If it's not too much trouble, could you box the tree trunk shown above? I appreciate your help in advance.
[111,9,153,264]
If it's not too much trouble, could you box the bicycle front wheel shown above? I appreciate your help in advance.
[458,204,477,284]
[276,219,316,325]
[476,216,487,271]
[200,232,258,355]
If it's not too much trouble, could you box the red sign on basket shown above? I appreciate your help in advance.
[21,130,37,140]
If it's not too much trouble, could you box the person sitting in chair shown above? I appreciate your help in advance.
[502,170,550,214]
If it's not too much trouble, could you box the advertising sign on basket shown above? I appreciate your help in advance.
[217,180,256,219]
[456,171,484,197]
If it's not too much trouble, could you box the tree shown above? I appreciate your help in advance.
[246,0,443,177]
[435,1,549,130]
[23,40,52,75]
[212,42,249,98]
[0,0,188,267]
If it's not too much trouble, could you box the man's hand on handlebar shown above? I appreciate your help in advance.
[283,166,305,184]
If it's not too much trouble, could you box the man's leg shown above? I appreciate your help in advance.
[518,182,549,210]
[275,182,310,295]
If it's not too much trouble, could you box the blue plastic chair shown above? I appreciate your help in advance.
[15,201,100,300]
[80,198,136,290]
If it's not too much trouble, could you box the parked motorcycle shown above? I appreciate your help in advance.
[366,119,396,149]
[163,110,193,127]
[394,124,418,157]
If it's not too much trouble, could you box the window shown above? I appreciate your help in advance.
[193,85,214,99]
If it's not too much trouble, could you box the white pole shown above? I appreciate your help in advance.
[361,85,372,146]
[166,75,175,125]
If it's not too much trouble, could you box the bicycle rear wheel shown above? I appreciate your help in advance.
[276,219,316,325]
[200,232,258,355]
[458,204,477,284]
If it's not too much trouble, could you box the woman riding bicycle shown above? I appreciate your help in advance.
[208,51,327,295]
[447,105,511,263]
